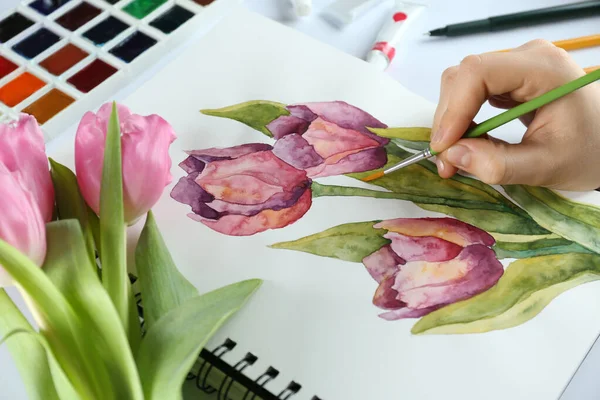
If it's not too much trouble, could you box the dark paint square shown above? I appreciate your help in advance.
[0,13,34,43]
[56,2,102,31]
[12,28,61,59]
[83,16,128,46]
[67,59,117,93]
[193,0,215,5]
[109,31,156,63]
[29,0,73,15]
[0,56,18,79]
[103,0,120,3]
[150,5,193,34]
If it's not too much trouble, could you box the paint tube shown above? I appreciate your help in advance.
[290,0,312,17]
[366,1,428,70]
[322,0,383,28]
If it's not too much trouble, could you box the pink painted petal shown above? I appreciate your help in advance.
[267,116,310,139]
[0,114,54,222]
[385,232,462,263]
[302,118,381,161]
[373,275,404,309]
[0,164,46,286]
[288,105,317,122]
[199,189,312,236]
[197,151,308,204]
[121,114,176,222]
[374,217,495,247]
[305,147,387,178]
[362,244,404,283]
[397,245,504,309]
[186,143,272,163]
[272,133,323,170]
[378,306,441,321]
[298,101,388,143]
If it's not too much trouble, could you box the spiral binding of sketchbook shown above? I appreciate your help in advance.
[129,274,322,400]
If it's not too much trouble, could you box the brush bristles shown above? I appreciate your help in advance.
[361,171,384,182]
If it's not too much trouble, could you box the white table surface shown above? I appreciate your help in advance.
[0,0,599,399]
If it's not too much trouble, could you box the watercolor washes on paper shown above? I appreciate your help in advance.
[0,0,241,142]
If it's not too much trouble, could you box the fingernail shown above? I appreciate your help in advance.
[435,158,445,174]
[430,127,445,144]
[447,145,471,168]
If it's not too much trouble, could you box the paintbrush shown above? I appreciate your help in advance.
[362,67,600,182]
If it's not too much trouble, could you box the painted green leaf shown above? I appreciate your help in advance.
[136,279,262,400]
[0,289,63,400]
[270,220,388,262]
[412,253,600,334]
[135,211,199,330]
[367,127,431,151]
[201,100,290,138]
[503,185,600,254]
[49,158,99,265]
[494,237,592,259]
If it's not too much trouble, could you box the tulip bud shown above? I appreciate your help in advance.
[75,103,176,224]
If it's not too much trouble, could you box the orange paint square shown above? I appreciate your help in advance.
[0,72,45,107]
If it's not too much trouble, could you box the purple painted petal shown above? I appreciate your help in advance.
[267,116,310,139]
[288,105,317,122]
[362,244,404,283]
[186,143,273,163]
[385,232,462,263]
[272,134,324,170]
[306,147,387,178]
[375,217,495,247]
[396,245,504,309]
[297,101,388,143]
[378,305,442,321]
[170,174,220,220]
[179,156,206,174]
[373,275,404,309]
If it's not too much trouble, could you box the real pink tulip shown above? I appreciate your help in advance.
[75,103,176,224]
[0,114,54,222]
[0,163,46,286]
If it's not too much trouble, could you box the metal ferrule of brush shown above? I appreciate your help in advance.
[385,148,433,174]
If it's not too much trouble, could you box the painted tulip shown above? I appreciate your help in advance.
[267,101,389,178]
[362,218,503,321]
[75,103,176,224]
[0,163,47,286]
[170,144,312,236]
[0,114,54,222]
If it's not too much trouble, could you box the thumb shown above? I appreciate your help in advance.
[443,137,549,186]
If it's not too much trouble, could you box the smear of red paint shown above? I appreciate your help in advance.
[393,12,407,22]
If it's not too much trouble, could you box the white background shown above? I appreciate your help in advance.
[0,0,599,399]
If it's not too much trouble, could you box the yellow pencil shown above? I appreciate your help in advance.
[497,34,600,52]
[585,65,600,73]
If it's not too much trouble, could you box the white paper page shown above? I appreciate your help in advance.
[47,8,600,400]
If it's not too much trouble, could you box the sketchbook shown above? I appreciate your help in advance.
[47,8,600,400]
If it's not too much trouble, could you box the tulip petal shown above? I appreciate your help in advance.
[272,133,324,170]
[362,244,404,283]
[266,116,310,139]
[199,189,312,236]
[170,173,220,219]
[298,101,388,143]
[306,147,388,178]
[186,143,273,163]
[378,306,441,321]
[385,231,462,263]
[121,114,177,223]
[373,275,404,309]
[0,114,54,222]
[0,165,46,285]
[396,245,504,309]
[288,105,318,122]
[374,217,495,247]
[179,156,206,174]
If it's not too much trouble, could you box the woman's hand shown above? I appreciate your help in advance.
[431,39,600,191]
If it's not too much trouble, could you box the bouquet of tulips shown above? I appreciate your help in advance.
[0,103,261,400]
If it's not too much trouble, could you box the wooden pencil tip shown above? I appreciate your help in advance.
[361,171,385,182]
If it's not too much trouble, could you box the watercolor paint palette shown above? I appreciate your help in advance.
[0,0,240,141]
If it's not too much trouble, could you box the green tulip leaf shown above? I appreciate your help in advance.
[412,253,600,334]
[367,127,431,151]
[270,220,389,262]
[494,237,592,259]
[135,211,199,330]
[503,185,600,254]
[201,100,290,138]
[49,158,99,265]
[136,279,262,400]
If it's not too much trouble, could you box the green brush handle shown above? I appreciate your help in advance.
[429,68,600,156]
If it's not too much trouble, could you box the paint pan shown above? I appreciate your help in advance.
[22,89,75,124]
[0,72,46,107]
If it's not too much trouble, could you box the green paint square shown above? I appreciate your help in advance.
[123,0,167,19]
